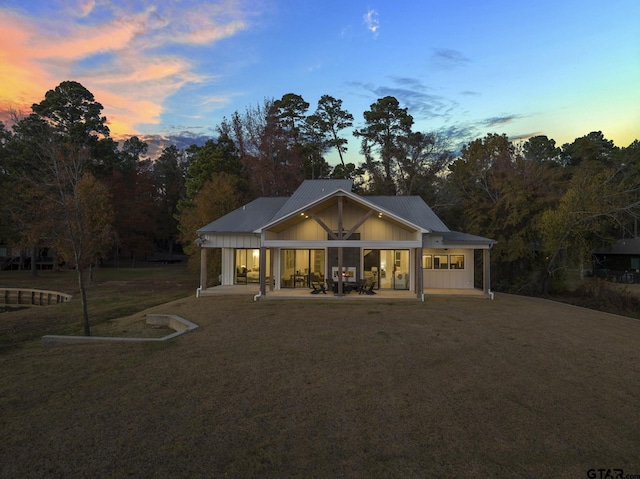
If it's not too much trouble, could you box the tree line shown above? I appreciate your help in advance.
[2,81,640,306]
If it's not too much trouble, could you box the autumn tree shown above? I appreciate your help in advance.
[447,133,562,290]
[3,114,58,273]
[0,122,13,243]
[13,81,116,334]
[105,136,157,266]
[178,173,243,280]
[396,131,453,199]
[223,99,276,196]
[153,145,187,258]
[538,141,640,291]
[263,93,310,193]
[184,133,244,198]
[223,96,307,197]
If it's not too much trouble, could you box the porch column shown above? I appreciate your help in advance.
[337,196,344,296]
[269,248,274,292]
[259,246,267,296]
[415,247,423,299]
[483,248,491,294]
[199,247,207,291]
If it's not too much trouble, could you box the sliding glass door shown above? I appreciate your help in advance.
[281,249,325,288]
[363,249,409,290]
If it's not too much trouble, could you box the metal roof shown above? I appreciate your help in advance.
[366,196,450,232]
[594,238,640,255]
[441,230,497,246]
[197,197,288,234]
[197,180,495,246]
[272,179,353,220]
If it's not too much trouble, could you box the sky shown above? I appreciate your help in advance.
[1,0,639,163]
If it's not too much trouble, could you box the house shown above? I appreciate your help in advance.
[592,237,640,283]
[196,180,496,298]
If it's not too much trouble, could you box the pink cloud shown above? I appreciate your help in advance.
[0,1,254,137]
[78,1,96,18]
[0,12,56,117]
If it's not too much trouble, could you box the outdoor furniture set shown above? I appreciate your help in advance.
[310,278,376,295]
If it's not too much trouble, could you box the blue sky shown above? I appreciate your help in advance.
[1,0,639,162]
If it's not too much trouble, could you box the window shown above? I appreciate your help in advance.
[450,255,465,269]
[234,249,260,284]
[424,253,465,270]
[433,255,449,269]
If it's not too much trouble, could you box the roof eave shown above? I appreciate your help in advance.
[259,188,428,233]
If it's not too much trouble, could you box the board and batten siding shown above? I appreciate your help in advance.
[422,249,474,289]
[203,234,261,248]
[275,204,414,241]
[221,248,235,285]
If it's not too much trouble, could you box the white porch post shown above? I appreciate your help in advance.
[415,247,423,299]
[337,196,344,296]
[269,248,274,292]
[259,246,266,296]
[198,247,207,296]
[483,248,491,294]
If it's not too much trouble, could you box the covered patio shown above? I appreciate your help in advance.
[197,285,490,301]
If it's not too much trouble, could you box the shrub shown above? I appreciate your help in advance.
[558,278,640,319]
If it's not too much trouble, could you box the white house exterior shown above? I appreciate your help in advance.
[196,180,495,298]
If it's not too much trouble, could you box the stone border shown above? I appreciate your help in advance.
[42,314,198,346]
[1,288,72,306]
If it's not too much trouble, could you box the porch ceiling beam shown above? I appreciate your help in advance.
[307,211,338,240]
[343,209,374,240]
[338,196,343,240]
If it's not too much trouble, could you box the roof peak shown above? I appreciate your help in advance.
[273,179,353,219]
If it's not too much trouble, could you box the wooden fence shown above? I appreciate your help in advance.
[0,288,72,306]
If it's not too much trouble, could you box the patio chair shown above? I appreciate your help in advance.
[363,281,376,295]
[325,278,337,294]
[310,281,327,294]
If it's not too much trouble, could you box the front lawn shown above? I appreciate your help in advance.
[1,287,639,478]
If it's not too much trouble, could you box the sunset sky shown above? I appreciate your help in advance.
[1,0,639,161]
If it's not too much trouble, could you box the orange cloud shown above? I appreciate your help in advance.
[0,12,56,116]
[0,1,254,138]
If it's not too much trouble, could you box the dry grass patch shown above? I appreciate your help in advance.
[0,264,198,350]
[1,292,640,478]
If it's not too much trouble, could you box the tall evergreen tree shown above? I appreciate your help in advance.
[354,96,413,194]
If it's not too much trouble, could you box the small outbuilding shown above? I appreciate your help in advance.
[592,237,640,283]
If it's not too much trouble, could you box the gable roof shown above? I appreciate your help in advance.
[197,197,287,234]
[259,180,435,233]
[366,196,449,233]
[197,180,494,246]
[272,179,353,220]
[198,180,355,235]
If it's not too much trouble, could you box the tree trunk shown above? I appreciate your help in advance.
[77,268,90,336]
[30,246,38,277]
